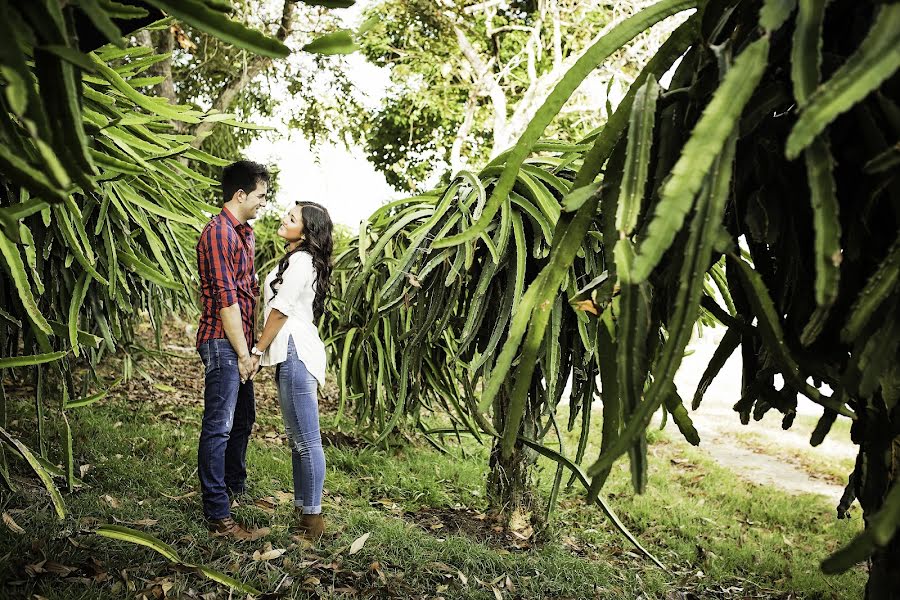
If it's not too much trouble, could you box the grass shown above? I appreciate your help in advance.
[0,344,867,599]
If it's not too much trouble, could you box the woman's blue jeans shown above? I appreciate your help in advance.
[275,336,325,514]
[197,339,255,520]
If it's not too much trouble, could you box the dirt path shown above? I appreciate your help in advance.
[670,330,856,502]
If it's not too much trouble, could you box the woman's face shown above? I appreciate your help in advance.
[278,205,304,243]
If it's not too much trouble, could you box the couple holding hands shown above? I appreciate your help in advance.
[194,160,333,541]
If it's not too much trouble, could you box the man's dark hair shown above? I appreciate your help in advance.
[221,160,269,205]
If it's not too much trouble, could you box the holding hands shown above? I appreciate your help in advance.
[239,353,261,383]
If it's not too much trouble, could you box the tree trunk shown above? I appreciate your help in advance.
[486,387,544,533]
[135,29,176,104]
[855,405,900,599]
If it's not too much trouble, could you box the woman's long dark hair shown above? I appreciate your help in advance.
[269,201,333,319]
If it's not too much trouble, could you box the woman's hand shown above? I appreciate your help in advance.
[238,354,256,383]
[248,355,262,381]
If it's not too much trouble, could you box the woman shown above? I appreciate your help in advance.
[251,201,333,539]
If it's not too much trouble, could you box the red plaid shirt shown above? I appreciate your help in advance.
[196,207,258,349]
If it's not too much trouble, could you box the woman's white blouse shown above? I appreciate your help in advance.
[260,251,327,386]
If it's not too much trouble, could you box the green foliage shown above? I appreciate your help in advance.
[96,524,261,595]
[145,1,368,180]
[0,0,302,518]
[364,96,459,191]
[347,0,660,191]
[145,0,290,58]
[332,0,900,587]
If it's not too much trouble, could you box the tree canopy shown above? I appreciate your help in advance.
[342,0,681,190]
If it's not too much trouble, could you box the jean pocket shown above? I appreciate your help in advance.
[199,345,217,376]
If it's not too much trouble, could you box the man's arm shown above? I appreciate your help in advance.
[205,224,256,382]
[221,303,255,382]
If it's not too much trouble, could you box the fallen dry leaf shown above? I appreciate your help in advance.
[348,532,370,555]
[79,464,92,478]
[139,576,175,599]
[113,516,159,528]
[254,497,277,513]
[274,490,294,504]
[252,542,286,562]
[290,535,315,549]
[426,561,455,574]
[370,562,386,584]
[47,563,77,577]
[80,516,102,528]
[3,512,25,535]
[101,494,121,509]
[26,561,77,578]
[25,560,47,577]
[160,491,197,501]
[457,570,468,586]
[492,586,503,600]
[332,586,358,594]
[572,299,598,315]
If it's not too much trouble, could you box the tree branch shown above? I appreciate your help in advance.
[190,0,296,149]
[450,85,479,175]
[506,14,624,142]
[453,25,508,154]
[551,0,562,69]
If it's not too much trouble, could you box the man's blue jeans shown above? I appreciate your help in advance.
[197,339,255,520]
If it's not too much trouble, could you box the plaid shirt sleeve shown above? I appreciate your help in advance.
[202,221,240,309]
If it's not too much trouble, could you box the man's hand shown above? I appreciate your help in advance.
[238,354,256,383]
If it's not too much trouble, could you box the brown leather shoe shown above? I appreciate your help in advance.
[293,510,325,540]
[207,517,269,541]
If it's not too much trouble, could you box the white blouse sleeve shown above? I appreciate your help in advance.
[268,252,311,317]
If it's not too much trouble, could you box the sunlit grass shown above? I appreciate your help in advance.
[0,363,865,599]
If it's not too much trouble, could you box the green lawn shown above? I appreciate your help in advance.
[0,348,866,599]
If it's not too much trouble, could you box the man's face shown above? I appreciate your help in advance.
[239,180,268,221]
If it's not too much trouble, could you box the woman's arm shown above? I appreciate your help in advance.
[254,253,310,355]
[256,308,288,353]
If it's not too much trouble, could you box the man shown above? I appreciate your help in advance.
[196,160,269,540]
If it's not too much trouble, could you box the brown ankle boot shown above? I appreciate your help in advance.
[207,517,269,541]
[293,510,325,540]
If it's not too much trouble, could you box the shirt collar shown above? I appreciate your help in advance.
[221,206,250,233]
